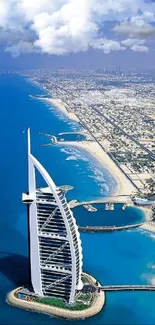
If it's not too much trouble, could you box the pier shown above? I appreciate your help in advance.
[58,131,85,136]
[69,195,133,209]
[69,196,133,208]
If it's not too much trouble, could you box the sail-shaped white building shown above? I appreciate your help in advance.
[22,129,83,304]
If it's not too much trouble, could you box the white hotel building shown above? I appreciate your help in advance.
[22,129,83,304]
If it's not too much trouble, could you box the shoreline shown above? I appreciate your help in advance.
[32,93,155,231]
[37,97,80,123]
[33,94,138,197]
[59,140,138,197]
[7,273,105,320]
[140,223,155,233]
[140,209,155,233]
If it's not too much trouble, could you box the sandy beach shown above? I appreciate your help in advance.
[34,95,137,196]
[140,221,155,233]
[60,140,138,197]
[34,94,155,227]
[40,97,80,123]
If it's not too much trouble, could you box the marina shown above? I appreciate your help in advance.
[71,202,147,228]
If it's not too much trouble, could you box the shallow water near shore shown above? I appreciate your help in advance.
[0,74,155,325]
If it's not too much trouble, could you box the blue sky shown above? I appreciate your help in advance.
[1,46,154,70]
[0,0,155,69]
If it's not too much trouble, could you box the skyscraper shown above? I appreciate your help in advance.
[22,129,83,304]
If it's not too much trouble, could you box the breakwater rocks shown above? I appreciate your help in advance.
[7,273,105,320]
[78,222,144,232]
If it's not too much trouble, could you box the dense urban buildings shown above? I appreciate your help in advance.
[22,68,155,196]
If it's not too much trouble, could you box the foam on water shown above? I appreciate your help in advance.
[47,104,81,132]
[139,228,155,240]
[66,155,78,161]
[61,146,116,196]
[62,147,89,162]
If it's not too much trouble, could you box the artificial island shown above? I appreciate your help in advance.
[7,129,105,320]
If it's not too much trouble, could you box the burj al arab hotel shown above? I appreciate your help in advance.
[22,129,83,304]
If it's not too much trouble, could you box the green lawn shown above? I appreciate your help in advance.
[33,276,94,311]
[35,296,91,310]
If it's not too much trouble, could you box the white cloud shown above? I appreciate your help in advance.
[91,38,125,53]
[0,0,154,57]
[131,44,149,52]
[121,37,149,52]
[113,9,155,40]
[121,38,146,47]
[5,41,38,57]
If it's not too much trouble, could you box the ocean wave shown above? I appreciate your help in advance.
[60,145,115,196]
[60,148,72,154]
[60,147,88,162]
[139,228,155,241]
[100,183,110,193]
[100,188,109,195]
[88,168,106,183]
[66,155,78,161]
[88,168,110,195]
[146,232,155,240]
[48,107,69,122]
[95,175,105,182]
[48,106,80,128]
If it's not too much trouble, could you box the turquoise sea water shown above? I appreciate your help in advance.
[0,74,155,324]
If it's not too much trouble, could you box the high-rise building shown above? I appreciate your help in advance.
[22,129,83,304]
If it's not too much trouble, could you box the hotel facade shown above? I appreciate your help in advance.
[22,129,83,304]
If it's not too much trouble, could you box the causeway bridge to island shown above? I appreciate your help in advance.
[99,285,155,292]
